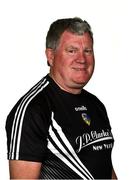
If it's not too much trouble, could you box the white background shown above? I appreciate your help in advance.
[0,0,134,179]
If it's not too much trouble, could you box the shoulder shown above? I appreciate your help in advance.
[82,89,107,112]
[6,76,51,128]
[82,89,103,104]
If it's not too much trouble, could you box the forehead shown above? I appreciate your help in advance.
[58,31,93,47]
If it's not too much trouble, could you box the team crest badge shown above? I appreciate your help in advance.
[81,113,91,126]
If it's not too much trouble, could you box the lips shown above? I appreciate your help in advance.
[72,67,87,71]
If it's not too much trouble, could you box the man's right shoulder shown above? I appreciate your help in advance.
[6,75,51,121]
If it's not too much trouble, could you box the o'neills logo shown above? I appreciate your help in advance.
[75,105,87,111]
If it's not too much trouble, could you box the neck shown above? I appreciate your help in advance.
[49,73,82,94]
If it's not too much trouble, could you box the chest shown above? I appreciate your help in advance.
[49,97,113,154]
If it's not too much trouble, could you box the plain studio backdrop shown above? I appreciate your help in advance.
[0,0,134,179]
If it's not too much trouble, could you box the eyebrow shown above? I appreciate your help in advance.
[66,46,78,49]
[66,46,93,50]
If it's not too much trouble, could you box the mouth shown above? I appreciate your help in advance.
[72,67,87,71]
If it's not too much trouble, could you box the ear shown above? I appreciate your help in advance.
[45,48,55,66]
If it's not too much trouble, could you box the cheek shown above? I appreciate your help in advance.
[87,55,95,63]
[60,56,73,69]
[86,58,95,70]
[55,58,71,75]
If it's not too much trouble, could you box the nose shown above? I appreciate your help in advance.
[76,51,86,64]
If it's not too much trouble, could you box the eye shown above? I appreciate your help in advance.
[66,47,78,54]
[68,49,77,54]
[84,49,93,55]
[68,50,74,53]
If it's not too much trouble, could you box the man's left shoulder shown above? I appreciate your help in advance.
[83,89,106,109]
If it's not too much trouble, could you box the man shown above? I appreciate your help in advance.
[6,17,117,179]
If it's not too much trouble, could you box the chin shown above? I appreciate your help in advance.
[75,75,90,84]
[73,78,89,87]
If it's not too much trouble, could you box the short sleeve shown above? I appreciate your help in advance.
[5,97,51,162]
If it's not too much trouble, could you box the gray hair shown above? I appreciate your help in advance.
[46,17,93,50]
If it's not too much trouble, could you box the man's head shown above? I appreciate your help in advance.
[45,17,95,94]
[46,17,93,50]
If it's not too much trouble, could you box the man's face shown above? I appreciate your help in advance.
[46,31,95,94]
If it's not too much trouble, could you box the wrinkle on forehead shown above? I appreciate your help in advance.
[57,31,93,50]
